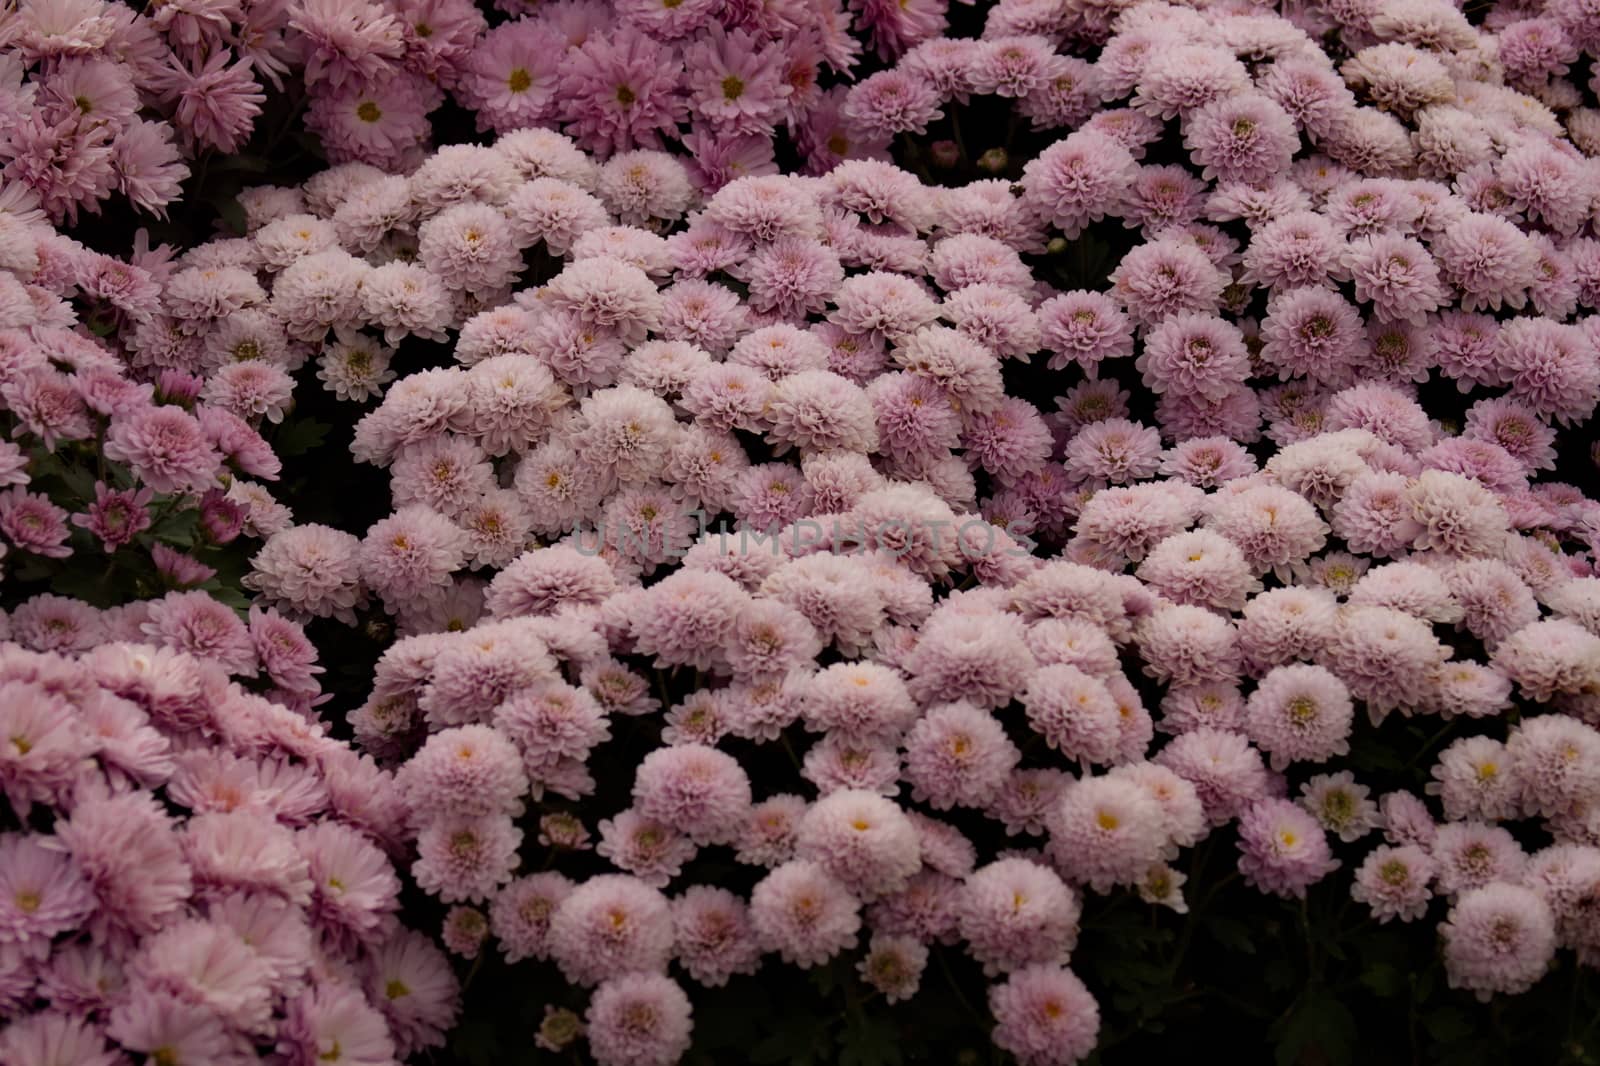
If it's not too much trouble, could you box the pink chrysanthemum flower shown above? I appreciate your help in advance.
[795,790,921,900]
[413,813,523,904]
[585,972,694,1066]
[1433,822,1528,899]
[749,859,861,966]
[305,74,432,171]
[988,965,1100,1066]
[1108,237,1227,328]
[631,744,751,847]
[1136,313,1250,402]
[843,69,943,140]
[959,857,1081,975]
[1184,91,1298,185]
[597,809,697,889]
[683,25,790,136]
[1498,317,1600,427]
[1351,844,1435,923]
[154,53,264,155]
[1236,798,1339,899]
[289,0,404,89]
[104,405,221,494]
[360,505,467,614]
[1048,775,1168,892]
[1441,883,1557,1001]
[1207,484,1329,575]
[1433,212,1540,312]
[245,524,364,622]
[489,872,573,963]
[456,18,563,133]
[556,27,688,158]
[1020,129,1135,238]
[670,885,761,988]
[901,701,1019,809]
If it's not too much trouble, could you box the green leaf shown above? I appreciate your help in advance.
[203,581,252,611]
[1359,963,1405,999]
[1271,990,1356,1066]
[272,418,331,459]
[149,508,201,550]
[54,460,99,501]
[1204,916,1257,955]
[838,1011,903,1066]
[209,195,248,237]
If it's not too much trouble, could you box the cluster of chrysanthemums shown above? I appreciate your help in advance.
[0,636,463,1065]
[0,189,465,1060]
[0,187,332,685]
[4,0,1600,1062]
[0,0,275,223]
[0,0,935,223]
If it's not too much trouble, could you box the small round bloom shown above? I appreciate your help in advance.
[398,725,529,822]
[1108,236,1227,328]
[632,745,752,847]
[1155,728,1274,826]
[1245,664,1355,771]
[843,69,942,140]
[1433,823,1528,898]
[1037,291,1133,374]
[1022,665,1120,766]
[1351,845,1435,923]
[796,790,921,900]
[547,875,673,987]
[1505,714,1600,817]
[490,873,574,963]
[1236,798,1339,899]
[413,814,522,904]
[1134,604,1241,688]
[360,505,467,614]
[1209,484,1330,574]
[104,406,220,494]
[1299,771,1379,842]
[1332,472,1424,558]
[1184,91,1298,185]
[1431,736,1520,822]
[1047,775,1168,892]
[959,858,1080,975]
[1433,212,1540,312]
[1136,313,1250,402]
[748,860,862,967]
[1324,605,1450,715]
[858,933,928,1003]
[988,965,1100,1066]
[902,701,1020,810]
[671,886,761,988]
[245,525,364,622]
[585,972,694,1066]
[1441,883,1557,1000]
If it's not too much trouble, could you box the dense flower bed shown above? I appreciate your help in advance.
[5,0,1600,1064]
